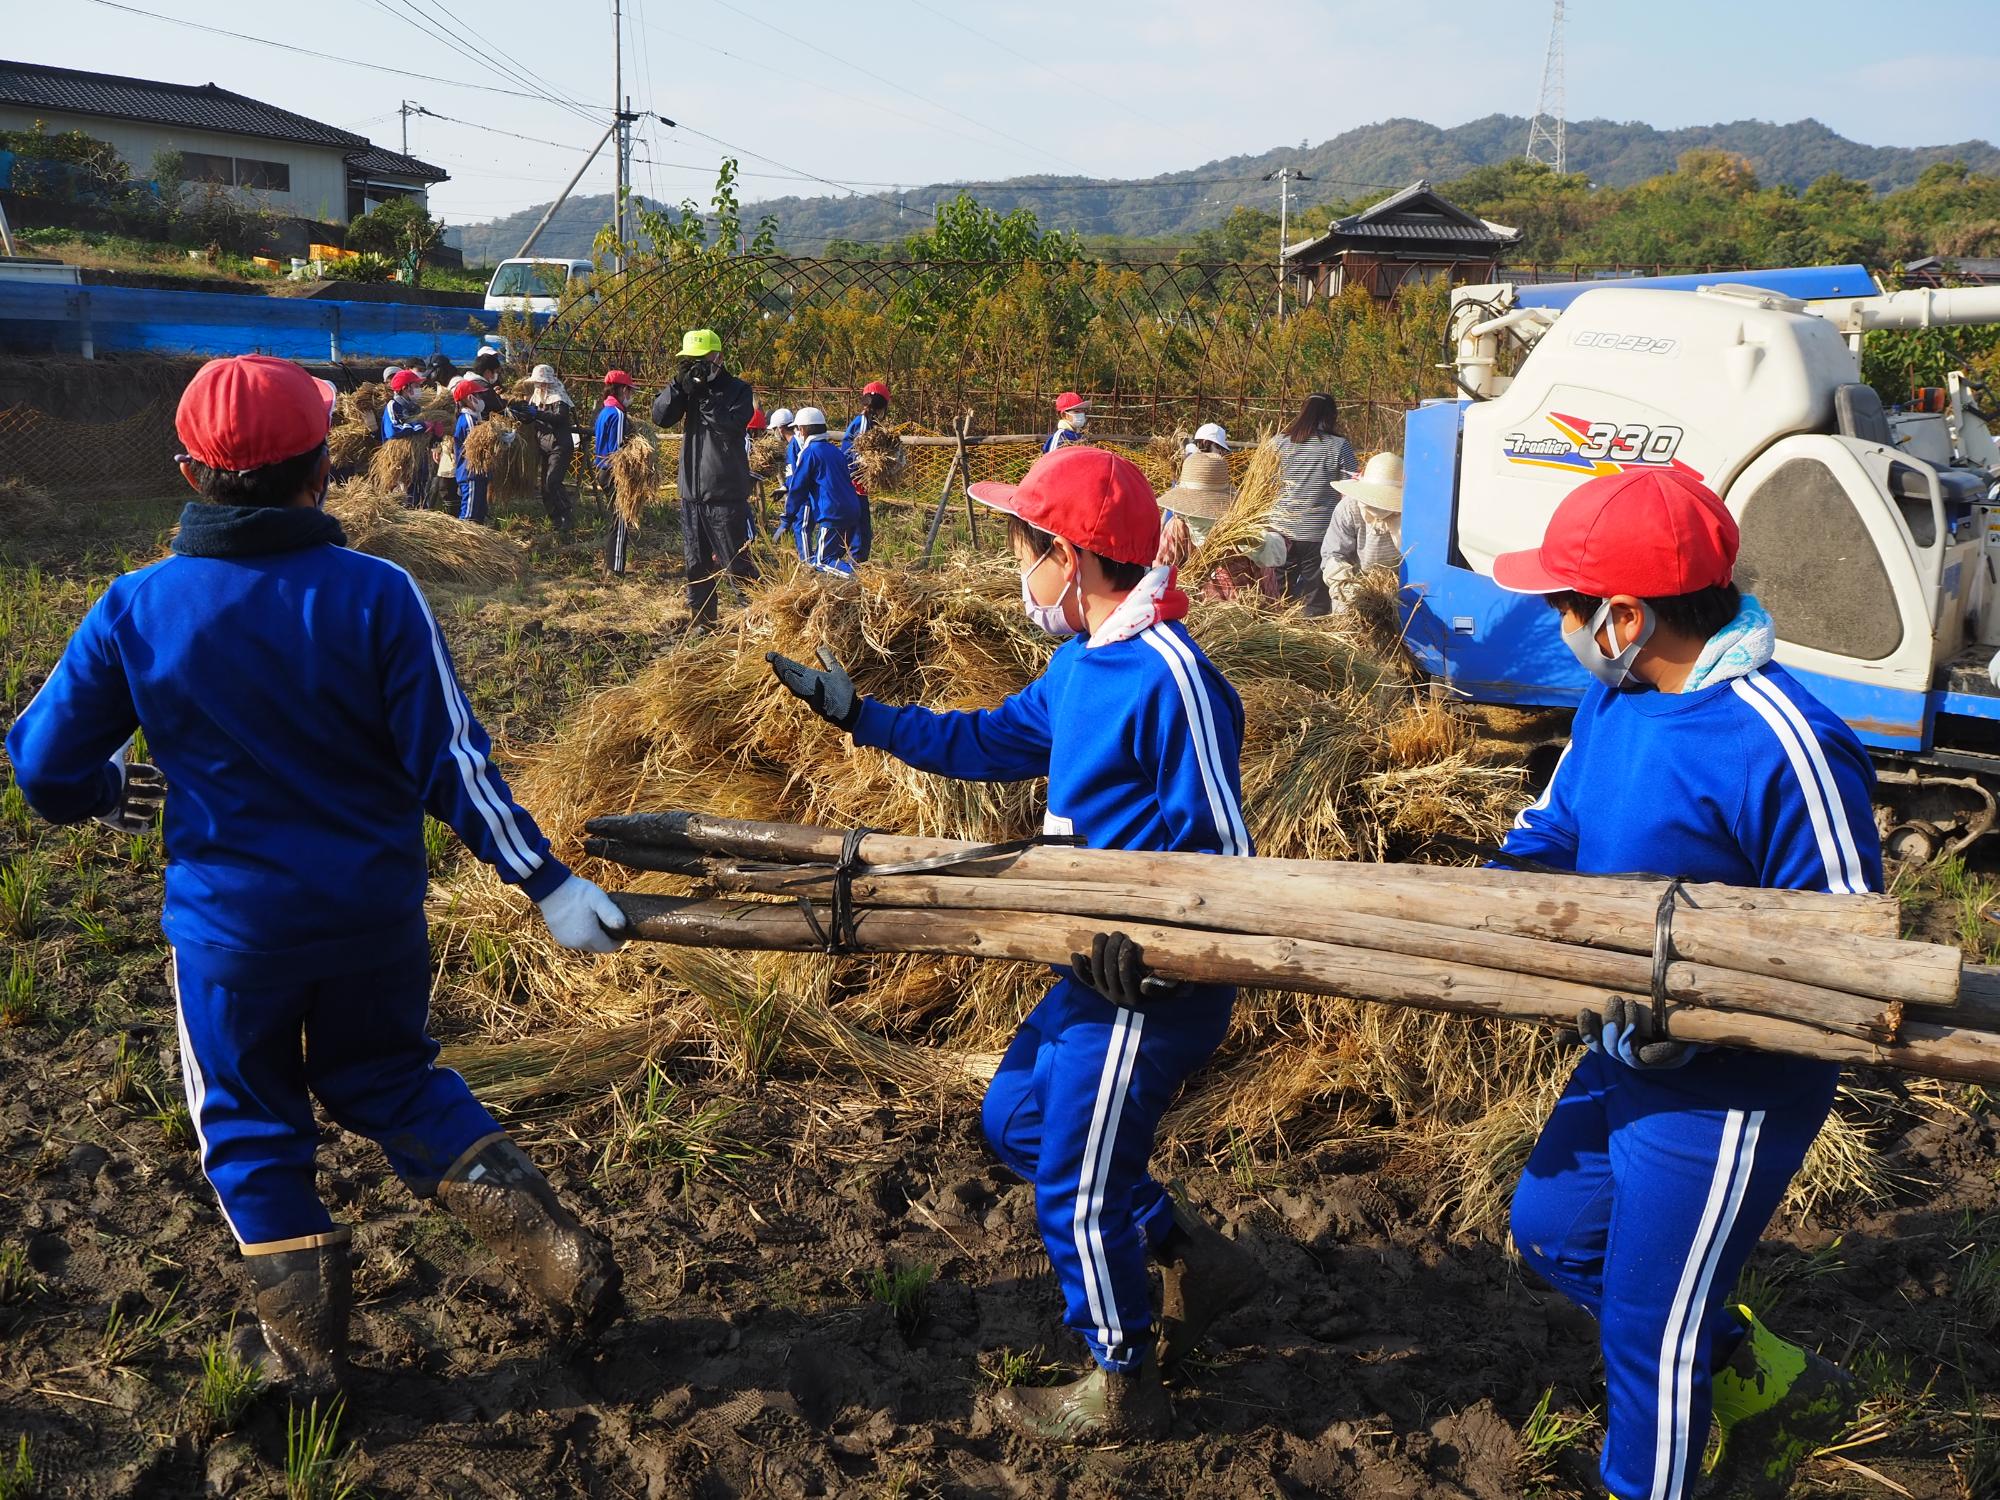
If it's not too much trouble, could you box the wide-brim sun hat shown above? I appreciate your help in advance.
[1332,450,1407,512]
[1153,450,1236,521]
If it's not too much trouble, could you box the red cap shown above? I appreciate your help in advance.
[1053,390,1087,414]
[388,369,423,392]
[968,445,1160,567]
[604,369,633,387]
[862,380,890,400]
[748,407,768,431]
[176,355,335,471]
[1493,468,1739,598]
[450,377,486,403]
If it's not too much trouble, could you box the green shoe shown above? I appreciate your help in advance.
[1701,1306,1857,1499]
[991,1348,1170,1444]
[1156,1191,1267,1369]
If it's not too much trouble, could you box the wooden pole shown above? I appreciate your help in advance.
[918,437,963,568]
[607,895,2000,1085]
[956,411,980,549]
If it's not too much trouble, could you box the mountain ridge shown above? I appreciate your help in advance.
[445,114,2000,263]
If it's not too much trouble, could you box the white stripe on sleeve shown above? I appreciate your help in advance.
[1140,627,1250,856]
[1728,676,1860,894]
[1741,672,1867,894]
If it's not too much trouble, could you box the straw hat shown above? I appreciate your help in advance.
[1333,451,1405,512]
[1155,450,1236,520]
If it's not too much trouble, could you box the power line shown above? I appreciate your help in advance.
[405,0,598,122]
[700,0,1089,177]
[357,0,598,127]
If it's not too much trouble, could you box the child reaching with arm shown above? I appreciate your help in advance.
[767,446,1267,1442]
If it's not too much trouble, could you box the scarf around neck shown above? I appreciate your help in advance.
[1087,564,1191,648]
[1683,594,1776,691]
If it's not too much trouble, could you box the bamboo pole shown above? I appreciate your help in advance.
[608,895,2000,1086]
[581,816,1948,1007]
[587,847,1904,1041]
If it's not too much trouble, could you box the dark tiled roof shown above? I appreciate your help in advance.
[1284,178,1518,262]
[0,59,446,181]
[1333,219,1515,243]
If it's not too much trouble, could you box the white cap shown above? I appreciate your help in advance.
[794,406,828,428]
[476,345,501,359]
[381,364,401,381]
[769,407,796,428]
[1193,421,1230,451]
[529,364,560,384]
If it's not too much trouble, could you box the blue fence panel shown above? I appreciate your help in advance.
[0,281,547,362]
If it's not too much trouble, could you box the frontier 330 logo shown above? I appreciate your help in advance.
[1501,412,1704,480]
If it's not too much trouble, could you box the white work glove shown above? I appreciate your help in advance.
[97,760,166,834]
[536,874,630,953]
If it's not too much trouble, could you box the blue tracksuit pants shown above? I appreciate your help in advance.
[981,975,1234,1372]
[171,947,502,1253]
[457,475,490,524]
[1510,1048,1838,1500]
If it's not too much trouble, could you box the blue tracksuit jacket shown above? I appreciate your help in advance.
[380,394,428,446]
[593,398,626,471]
[1044,425,1083,455]
[785,436,869,570]
[852,618,1249,1370]
[841,412,870,450]
[451,408,481,484]
[1502,662,1881,1500]
[9,505,563,1247]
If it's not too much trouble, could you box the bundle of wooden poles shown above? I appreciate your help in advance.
[583,811,2000,1085]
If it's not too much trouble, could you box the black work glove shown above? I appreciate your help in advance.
[767,647,861,729]
[1070,931,1183,1008]
[508,400,539,422]
[1578,994,1695,1070]
[97,761,166,834]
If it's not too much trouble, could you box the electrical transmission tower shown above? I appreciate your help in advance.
[1524,0,1566,174]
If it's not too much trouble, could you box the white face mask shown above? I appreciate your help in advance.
[1065,409,1089,431]
[1021,548,1078,637]
[1563,598,1655,689]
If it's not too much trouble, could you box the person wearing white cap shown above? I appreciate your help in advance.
[1320,451,1406,609]
[1184,421,1230,457]
[506,365,578,534]
[779,407,867,574]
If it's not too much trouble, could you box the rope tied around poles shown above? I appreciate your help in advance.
[1652,876,1698,1030]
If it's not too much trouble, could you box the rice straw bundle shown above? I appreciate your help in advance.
[1142,428,1193,485]
[325,477,526,588]
[850,425,907,493]
[1184,430,1282,589]
[487,415,542,502]
[367,433,423,494]
[0,476,62,536]
[459,417,505,477]
[749,430,788,480]
[609,435,658,529]
[341,382,391,425]
[327,421,378,472]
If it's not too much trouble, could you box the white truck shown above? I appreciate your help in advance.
[1402,266,2000,860]
[482,257,593,316]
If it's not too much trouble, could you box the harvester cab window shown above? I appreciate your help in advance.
[1734,457,1904,662]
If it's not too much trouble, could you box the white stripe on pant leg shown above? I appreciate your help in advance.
[1648,1109,1758,1500]
[1072,1008,1140,1350]
[169,949,245,1244]
[1083,1010,1146,1354]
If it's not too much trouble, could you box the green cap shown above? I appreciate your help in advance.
[679,328,722,358]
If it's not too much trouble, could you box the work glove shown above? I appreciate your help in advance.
[1070,931,1183,1008]
[536,874,630,953]
[96,760,166,834]
[767,647,861,730]
[1579,994,1695,1070]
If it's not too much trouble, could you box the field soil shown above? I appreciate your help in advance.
[3,489,1997,1499]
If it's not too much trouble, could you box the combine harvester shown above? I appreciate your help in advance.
[1403,266,2000,860]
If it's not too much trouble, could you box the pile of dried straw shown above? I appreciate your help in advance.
[325,477,526,588]
[609,435,658,529]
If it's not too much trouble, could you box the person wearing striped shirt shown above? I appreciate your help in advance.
[1492,468,1872,1500]
[7,357,628,1402]
[766,446,1266,1443]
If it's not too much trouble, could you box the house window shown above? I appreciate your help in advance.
[182,151,233,185]
[235,158,291,192]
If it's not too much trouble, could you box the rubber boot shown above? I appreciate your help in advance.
[1699,1305,1857,1499]
[1156,1191,1267,1369]
[991,1347,1171,1444]
[231,1233,352,1403]
[435,1136,622,1334]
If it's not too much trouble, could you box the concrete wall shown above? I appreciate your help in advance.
[0,106,369,223]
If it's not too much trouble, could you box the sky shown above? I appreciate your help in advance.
[14,0,2000,230]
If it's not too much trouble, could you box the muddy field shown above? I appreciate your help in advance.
[3,485,1997,1499]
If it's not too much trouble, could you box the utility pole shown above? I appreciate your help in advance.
[1264,166,1311,321]
[400,100,416,155]
[612,0,626,273]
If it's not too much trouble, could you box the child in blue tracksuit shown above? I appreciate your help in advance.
[1046,391,1089,453]
[379,368,433,507]
[1492,468,1870,1500]
[841,381,889,562]
[7,356,628,1398]
[450,376,491,523]
[784,408,869,573]
[594,371,637,573]
[767,445,1265,1442]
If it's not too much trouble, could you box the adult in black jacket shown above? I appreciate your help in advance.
[509,364,577,534]
[652,327,758,627]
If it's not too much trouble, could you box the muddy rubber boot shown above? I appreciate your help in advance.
[231,1234,352,1403]
[1156,1191,1267,1369]
[991,1348,1171,1445]
[436,1136,622,1334]
[1699,1305,1857,1499]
